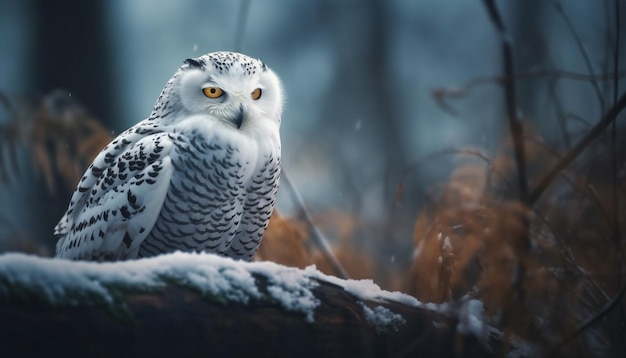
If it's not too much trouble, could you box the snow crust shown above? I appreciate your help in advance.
[455,298,488,338]
[0,252,489,334]
[0,252,319,321]
[359,302,406,333]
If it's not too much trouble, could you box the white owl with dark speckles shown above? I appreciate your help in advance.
[54,51,283,261]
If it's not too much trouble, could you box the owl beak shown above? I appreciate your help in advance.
[231,105,244,129]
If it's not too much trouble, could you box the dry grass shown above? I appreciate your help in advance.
[407,126,625,354]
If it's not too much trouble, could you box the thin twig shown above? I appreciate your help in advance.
[545,69,572,148]
[540,218,611,307]
[432,70,626,115]
[398,146,520,197]
[611,0,624,328]
[482,0,530,306]
[613,0,621,111]
[611,0,621,247]
[281,168,350,279]
[399,147,492,181]
[528,91,626,205]
[524,136,615,231]
[552,0,606,112]
[544,284,626,357]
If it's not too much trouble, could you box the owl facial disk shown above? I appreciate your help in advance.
[176,52,283,130]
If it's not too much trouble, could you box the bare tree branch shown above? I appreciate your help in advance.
[610,0,621,248]
[546,73,572,148]
[432,70,626,116]
[545,284,626,357]
[528,92,626,205]
[482,0,530,308]
[281,169,350,279]
[552,0,606,112]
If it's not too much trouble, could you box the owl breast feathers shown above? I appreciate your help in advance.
[54,51,283,261]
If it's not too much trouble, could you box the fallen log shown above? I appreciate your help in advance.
[0,252,500,357]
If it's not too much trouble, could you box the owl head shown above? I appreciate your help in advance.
[153,51,283,131]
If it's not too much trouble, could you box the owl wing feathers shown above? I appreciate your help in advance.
[55,123,176,260]
[225,151,281,259]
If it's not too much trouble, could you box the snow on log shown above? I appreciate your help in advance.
[0,252,500,357]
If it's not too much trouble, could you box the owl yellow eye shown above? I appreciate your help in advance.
[203,87,224,98]
[251,88,262,100]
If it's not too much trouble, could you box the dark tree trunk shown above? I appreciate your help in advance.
[30,0,116,248]
[33,0,115,124]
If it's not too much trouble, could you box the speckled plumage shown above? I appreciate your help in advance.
[55,51,283,261]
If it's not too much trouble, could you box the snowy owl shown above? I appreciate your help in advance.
[54,51,283,261]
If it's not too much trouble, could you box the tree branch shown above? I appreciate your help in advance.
[528,91,626,205]
[483,0,532,202]
[431,70,626,116]
[281,168,350,279]
[544,284,626,357]
[551,0,606,111]
[482,0,530,307]
[610,0,621,247]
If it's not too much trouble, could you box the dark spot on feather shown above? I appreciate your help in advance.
[123,232,132,248]
[120,206,131,219]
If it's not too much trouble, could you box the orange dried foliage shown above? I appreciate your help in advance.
[0,90,112,193]
[30,92,113,193]
[311,211,377,280]
[258,209,378,280]
[312,244,376,280]
[405,129,626,354]
[256,211,313,268]
[406,164,488,303]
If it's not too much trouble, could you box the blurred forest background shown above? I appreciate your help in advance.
[1,0,625,355]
